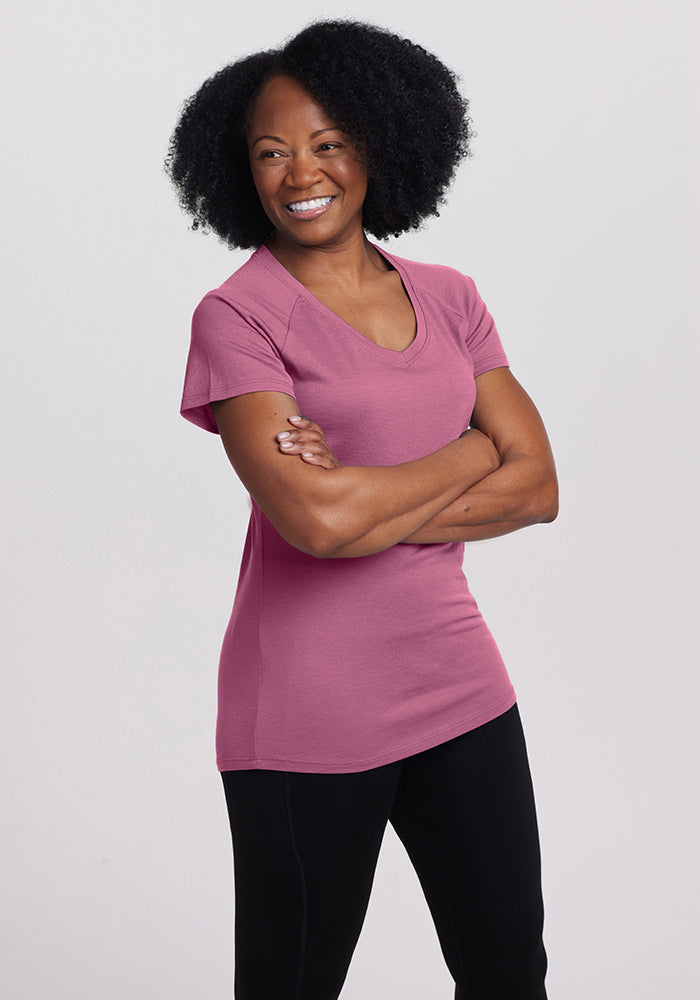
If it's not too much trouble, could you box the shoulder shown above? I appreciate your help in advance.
[192,246,301,338]
[378,247,482,318]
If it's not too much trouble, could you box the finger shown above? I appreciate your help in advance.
[300,451,336,470]
[289,415,324,434]
[277,436,326,456]
[277,434,326,456]
[276,428,323,443]
[298,443,340,468]
[278,438,329,457]
[277,435,320,456]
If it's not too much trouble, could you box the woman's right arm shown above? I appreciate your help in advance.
[210,391,499,559]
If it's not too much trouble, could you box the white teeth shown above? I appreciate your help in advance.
[287,196,333,212]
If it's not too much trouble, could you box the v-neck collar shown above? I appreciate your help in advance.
[255,242,428,365]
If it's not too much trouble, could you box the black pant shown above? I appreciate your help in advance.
[221,704,547,999]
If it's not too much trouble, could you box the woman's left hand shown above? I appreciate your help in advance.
[275,415,340,469]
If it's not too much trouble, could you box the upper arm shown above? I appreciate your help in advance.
[182,290,339,553]
[210,391,337,556]
[471,367,557,472]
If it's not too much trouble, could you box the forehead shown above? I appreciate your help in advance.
[247,75,334,134]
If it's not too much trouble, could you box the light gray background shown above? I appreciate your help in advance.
[2,1,698,997]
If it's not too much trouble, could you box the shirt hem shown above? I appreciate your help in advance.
[216,688,517,774]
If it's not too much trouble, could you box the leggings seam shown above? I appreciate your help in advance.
[284,773,308,1000]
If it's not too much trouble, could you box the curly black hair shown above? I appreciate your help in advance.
[165,20,473,248]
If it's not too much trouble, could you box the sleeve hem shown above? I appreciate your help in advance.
[181,380,297,434]
[472,355,510,378]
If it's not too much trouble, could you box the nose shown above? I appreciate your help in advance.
[286,150,323,190]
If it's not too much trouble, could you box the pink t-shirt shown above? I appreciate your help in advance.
[181,244,516,773]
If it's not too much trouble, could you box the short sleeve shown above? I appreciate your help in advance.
[180,293,296,434]
[463,276,509,377]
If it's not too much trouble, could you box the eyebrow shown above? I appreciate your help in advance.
[252,127,341,147]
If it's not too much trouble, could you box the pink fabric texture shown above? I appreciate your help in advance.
[181,244,516,772]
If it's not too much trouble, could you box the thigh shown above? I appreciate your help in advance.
[389,705,547,999]
[221,763,401,1000]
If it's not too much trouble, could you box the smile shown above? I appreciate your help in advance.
[285,195,336,219]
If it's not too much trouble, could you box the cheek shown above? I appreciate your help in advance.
[340,162,368,199]
[248,166,276,209]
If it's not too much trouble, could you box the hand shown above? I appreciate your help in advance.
[275,415,340,469]
[459,426,501,474]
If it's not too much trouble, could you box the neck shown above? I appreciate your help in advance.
[265,228,387,287]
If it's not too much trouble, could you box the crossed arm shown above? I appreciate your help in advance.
[403,367,558,542]
[210,367,557,558]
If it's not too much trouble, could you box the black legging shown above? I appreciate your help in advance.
[221,704,547,999]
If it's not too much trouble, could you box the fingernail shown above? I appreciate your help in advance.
[302,452,313,458]
[280,441,294,449]
[289,415,302,423]
[277,431,291,439]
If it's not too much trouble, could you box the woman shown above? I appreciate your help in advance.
[167,20,557,1000]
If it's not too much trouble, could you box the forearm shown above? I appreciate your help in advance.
[399,453,559,544]
[212,394,499,560]
[270,369,558,551]
[298,432,499,558]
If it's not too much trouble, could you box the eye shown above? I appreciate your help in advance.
[258,149,284,159]
[317,142,342,152]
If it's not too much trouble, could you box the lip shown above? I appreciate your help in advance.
[284,195,336,221]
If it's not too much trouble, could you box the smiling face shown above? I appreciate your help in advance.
[246,75,368,253]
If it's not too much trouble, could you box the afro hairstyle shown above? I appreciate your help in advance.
[165,20,473,248]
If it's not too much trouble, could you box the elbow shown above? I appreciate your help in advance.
[514,467,558,527]
[305,511,355,559]
[540,499,558,524]
[298,512,371,560]
[286,470,369,558]
[282,520,339,559]
[502,454,559,527]
[301,529,343,560]
[279,503,351,559]
[534,476,559,524]
[271,470,370,559]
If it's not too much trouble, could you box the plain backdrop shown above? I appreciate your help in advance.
[2,1,698,997]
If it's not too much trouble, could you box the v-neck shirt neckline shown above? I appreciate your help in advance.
[256,241,427,365]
